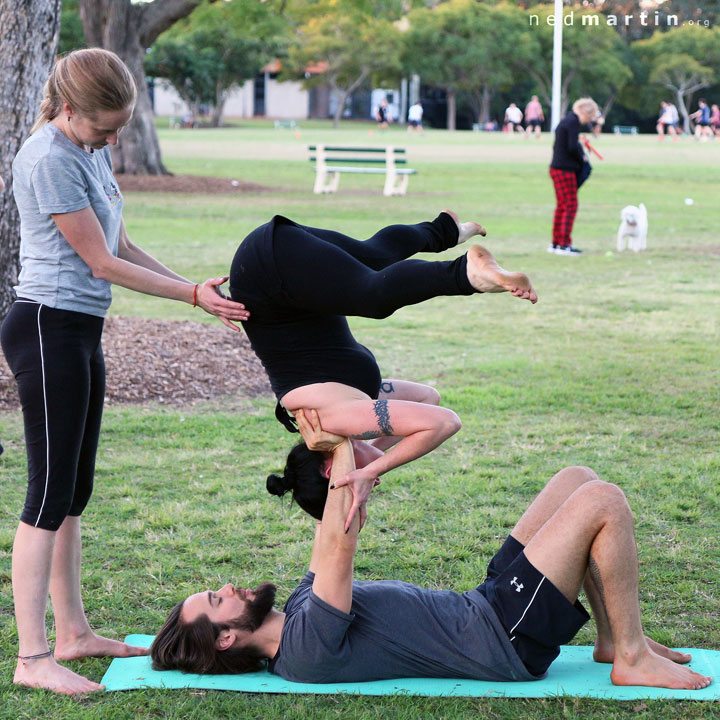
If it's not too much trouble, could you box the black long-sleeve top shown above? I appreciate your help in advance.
[551,111,584,172]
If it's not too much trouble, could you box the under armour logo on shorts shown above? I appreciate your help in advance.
[510,577,524,592]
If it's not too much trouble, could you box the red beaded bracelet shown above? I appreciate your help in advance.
[192,283,199,307]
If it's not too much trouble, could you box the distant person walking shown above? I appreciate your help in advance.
[710,104,720,137]
[524,96,544,138]
[504,103,523,134]
[407,101,423,133]
[690,99,713,141]
[548,98,599,255]
[376,99,390,130]
[656,101,679,141]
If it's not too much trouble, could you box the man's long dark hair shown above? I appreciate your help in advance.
[266,442,328,520]
[151,601,266,675]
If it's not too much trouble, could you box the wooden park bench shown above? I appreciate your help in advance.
[274,119,299,130]
[613,125,638,135]
[308,144,417,196]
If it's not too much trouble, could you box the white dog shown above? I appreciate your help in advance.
[617,204,648,252]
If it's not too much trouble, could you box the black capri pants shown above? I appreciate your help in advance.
[1,300,105,531]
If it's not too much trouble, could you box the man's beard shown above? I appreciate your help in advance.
[230,582,277,632]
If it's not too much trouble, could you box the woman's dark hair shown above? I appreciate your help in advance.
[266,443,328,520]
[151,601,266,675]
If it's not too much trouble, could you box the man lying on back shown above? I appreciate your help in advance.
[152,411,712,690]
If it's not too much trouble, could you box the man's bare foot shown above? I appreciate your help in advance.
[14,655,104,696]
[466,245,538,303]
[611,646,712,690]
[442,209,486,245]
[594,635,691,665]
[55,630,149,661]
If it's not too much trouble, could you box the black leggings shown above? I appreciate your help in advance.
[269,214,473,319]
[230,214,475,403]
[0,300,105,531]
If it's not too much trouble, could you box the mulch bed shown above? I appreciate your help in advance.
[0,316,271,409]
[115,174,270,194]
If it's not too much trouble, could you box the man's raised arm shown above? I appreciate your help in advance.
[294,410,359,614]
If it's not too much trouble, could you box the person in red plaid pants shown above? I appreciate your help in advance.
[549,98,599,255]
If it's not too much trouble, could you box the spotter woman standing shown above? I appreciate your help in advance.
[1,49,248,695]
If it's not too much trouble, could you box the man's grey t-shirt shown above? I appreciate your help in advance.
[269,572,537,684]
[12,123,123,317]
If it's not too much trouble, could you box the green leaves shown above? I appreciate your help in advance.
[144,0,291,118]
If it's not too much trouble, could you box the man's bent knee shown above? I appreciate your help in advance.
[575,480,631,520]
[562,465,599,483]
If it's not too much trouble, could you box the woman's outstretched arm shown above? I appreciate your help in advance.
[52,207,249,329]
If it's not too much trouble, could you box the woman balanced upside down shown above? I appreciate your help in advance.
[229,211,537,527]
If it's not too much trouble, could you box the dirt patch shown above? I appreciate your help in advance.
[689,245,720,257]
[116,174,270,195]
[0,316,272,409]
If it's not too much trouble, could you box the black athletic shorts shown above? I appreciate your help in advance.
[477,535,590,677]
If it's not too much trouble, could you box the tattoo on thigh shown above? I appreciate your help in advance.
[373,399,394,435]
[380,381,395,395]
[589,556,605,601]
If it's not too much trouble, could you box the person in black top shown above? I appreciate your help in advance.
[376,98,390,129]
[229,211,537,528]
[548,98,599,255]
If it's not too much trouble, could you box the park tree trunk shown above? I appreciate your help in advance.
[211,82,228,128]
[77,0,210,175]
[445,87,456,131]
[0,0,61,320]
[601,92,617,123]
[331,69,369,129]
[676,89,691,134]
[479,85,493,125]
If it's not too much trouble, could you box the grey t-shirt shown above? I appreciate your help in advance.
[269,572,537,684]
[12,123,123,317]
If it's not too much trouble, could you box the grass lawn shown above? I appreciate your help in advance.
[0,121,718,719]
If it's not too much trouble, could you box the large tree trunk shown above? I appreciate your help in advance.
[0,0,61,320]
[78,0,209,175]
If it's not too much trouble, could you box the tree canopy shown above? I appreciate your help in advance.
[283,0,403,127]
[145,0,289,126]
[404,0,534,129]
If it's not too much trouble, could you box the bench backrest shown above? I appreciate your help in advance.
[309,145,408,165]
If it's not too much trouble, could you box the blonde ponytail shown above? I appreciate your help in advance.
[32,48,137,134]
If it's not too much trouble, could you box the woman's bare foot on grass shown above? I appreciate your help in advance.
[611,646,711,690]
[55,630,149,661]
[14,655,104,695]
[594,635,691,665]
[466,245,538,303]
[442,209,486,245]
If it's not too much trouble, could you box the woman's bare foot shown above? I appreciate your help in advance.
[466,245,538,303]
[594,635,692,665]
[442,209,486,245]
[55,630,149,661]
[14,655,104,696]
[611,646,712,690]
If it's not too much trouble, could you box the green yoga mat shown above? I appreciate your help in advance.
[102,635,719,700]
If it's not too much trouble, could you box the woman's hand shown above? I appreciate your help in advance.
[195,276,250,330]
[294,409,345,453]
[332,467,380,532]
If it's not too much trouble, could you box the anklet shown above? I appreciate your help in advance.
[18,649,53,662]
